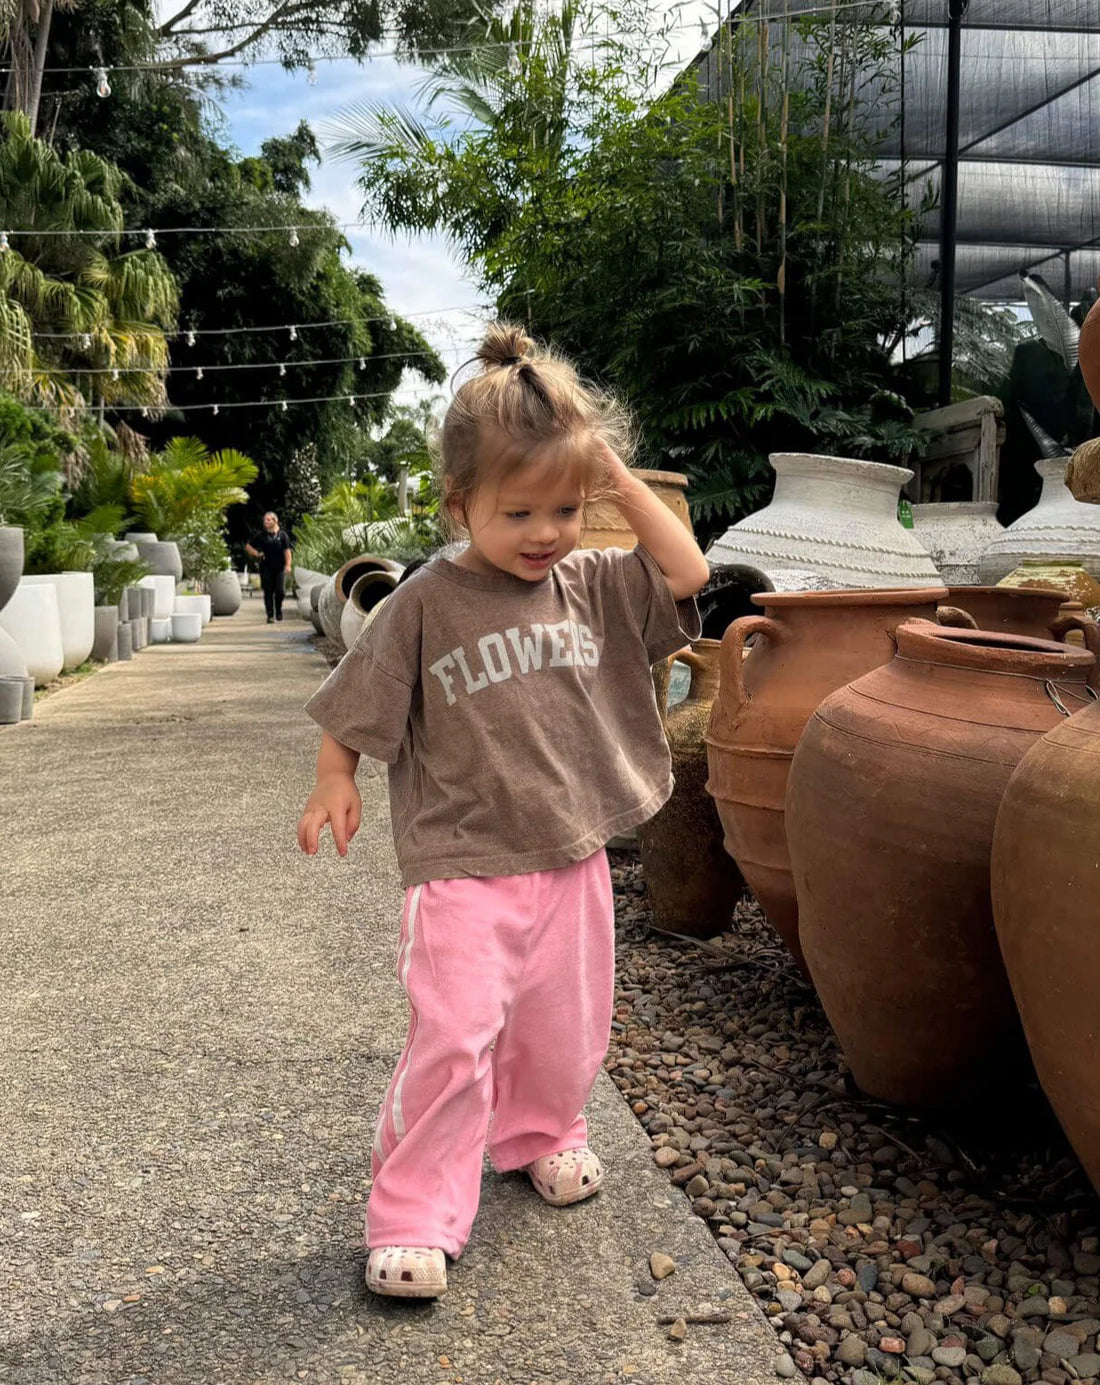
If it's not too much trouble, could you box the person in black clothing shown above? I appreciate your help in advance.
[245,512,292,622]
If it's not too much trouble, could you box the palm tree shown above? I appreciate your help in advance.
[323,1,579,254]
[0,111,178,413]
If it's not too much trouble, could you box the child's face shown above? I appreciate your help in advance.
[452,457,586,583]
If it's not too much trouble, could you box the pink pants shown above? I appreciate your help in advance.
[366,850,615,1258]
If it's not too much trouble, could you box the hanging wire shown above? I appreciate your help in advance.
[20,347,467,376]
[16,388,447,413]
[32,306,486,340]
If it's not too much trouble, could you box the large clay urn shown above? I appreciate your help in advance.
[941,583,1100,689]
[786,623,1095,1108]
[582,470,691,550]
[704,586,947,972]
[991,696,1100,1192]
[637,641,744,938]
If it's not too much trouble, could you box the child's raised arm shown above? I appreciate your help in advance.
[598,444,711,599]
[297,730,362,858]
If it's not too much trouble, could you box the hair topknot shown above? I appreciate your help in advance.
[475,322,535,370]
[437,321,636,538]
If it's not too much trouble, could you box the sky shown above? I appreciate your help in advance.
[211,2,722,415]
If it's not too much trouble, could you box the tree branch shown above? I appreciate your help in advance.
[152,0,321,66]
[155,0,206,39]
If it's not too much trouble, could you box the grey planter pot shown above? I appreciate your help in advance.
[317,575,347,647]
[0,526,24,614]
[92,605,120,662]
[310,582,325,636]
[0,676,23,724]
[131,616,146,651]
[207,569,242,616]
[0,673,32,720]
[105,539,140,563]
[117,622,133,660]
[140,586,155,619]
[135,539,183,582]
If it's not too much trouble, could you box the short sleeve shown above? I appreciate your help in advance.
[303,588,421,764]
[606,544,703,662]
[281,533,291,550]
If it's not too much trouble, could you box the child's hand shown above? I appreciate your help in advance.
[297,775,362,858]
[595,439,632,493]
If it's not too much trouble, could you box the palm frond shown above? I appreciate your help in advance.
[1020,272,1079,371]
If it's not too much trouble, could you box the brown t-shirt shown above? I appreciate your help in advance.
[304,545,701,886]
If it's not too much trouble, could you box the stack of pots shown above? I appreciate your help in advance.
[317,555,404,651]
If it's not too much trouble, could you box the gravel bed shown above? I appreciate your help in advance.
[607,852,1100,1385]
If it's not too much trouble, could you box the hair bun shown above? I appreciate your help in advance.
[476,321,535,370]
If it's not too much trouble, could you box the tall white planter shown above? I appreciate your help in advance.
[21,572,95,669]
[0,581,64,685]
[980,458,1100,584]
[911,502,1003,586]
[139,574,176,620]
[707,453,942,589]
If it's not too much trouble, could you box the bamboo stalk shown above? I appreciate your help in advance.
[778,12,790,347]
[736,24,745,251]
[835,17,859,314]
[755,14,768,256]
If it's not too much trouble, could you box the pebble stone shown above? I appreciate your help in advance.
[605,862,1100,1385]
[649,1251,677,1281]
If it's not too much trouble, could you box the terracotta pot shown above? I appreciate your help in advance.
[941,581,1100,690]
[582,469,691,550]
[704,586,947,973]
[333,553,405,603]
[991,695,1100,1191]
[637,641,744,938]
[1067,437,1100,506]
[786,623,1095,1107]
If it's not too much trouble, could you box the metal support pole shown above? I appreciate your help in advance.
[1064,249,1073,309]
[938,0,969,408]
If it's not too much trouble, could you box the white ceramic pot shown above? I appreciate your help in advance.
[150,616,173,643]
[21,572,95,669]
[0,525,24,613]
[170,611,202,643]
[139,574,176,620]
[0,581,64,686]
[980,459,1100,584]
[340,570,399,649]
[296,584,317,621]
[911,502,1004,586]
[207,570,242,617]
[125,531,157,543]
[0,627,28,678]
[341,592,389,649]
[707,453,942,589]
[174,594,211,625]
[317,575,346,647]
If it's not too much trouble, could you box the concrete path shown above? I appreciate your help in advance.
[0,598,778,1385]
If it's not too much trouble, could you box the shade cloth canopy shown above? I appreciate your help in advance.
[691,1,1100,301]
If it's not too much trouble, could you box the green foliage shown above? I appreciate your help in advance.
[292,468,442,571]
[333,1,925,543]
[130,436,257,582]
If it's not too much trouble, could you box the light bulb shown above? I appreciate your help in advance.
[507,42,521,76]
[307,61,318,85]
[346,395,354,406]
[195,367,204,380]
[0,232,9,253]
[185,329,196,347]
[111,368,120,381]
[279,363,286,376]
[358,357,366,370]
[140,406,149,418]
[280,400,288,412]
[289,325,298,341]
[81,332,92,349]
[144,228,156,249]
[288,228,300,247]
[212,404,219,416]
[93,67,111,98]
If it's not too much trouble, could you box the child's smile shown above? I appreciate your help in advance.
[453,463,586,582]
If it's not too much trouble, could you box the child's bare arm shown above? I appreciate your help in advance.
[598,444,710,599]
[297,731,362,857]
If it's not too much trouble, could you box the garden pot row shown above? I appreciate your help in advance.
[645,586,1100,1195]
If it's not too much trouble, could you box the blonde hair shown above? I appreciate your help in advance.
[438,322,635,532]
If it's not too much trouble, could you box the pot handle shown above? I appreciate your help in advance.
[717,615,784,715]
[1050,609,1100,660]
[936,605,979,629]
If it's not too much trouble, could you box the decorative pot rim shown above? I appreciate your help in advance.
[911,502,1001,517]
[894,619,1094,676]
[626,468,688,487]
[769,452,915,486]
[751,586,947,610]
[946,584,1067,604]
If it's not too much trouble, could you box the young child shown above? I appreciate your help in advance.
[297,322,710,1299]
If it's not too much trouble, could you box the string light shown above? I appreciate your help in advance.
[306,61,318,85]
[144,228,156,249]
[280,400,288,411]
[288,325,298,341]
[358,357,366,369]
[111,368,120,380]
[35,306,483,339]
[18,386,444,414]
[278,363,286,376]
[185,329,196,346]
[195,367,204,380]
[0,232,8,253]
[81,333,91,349]
[93,67,110,98]
[507,42,521,75]
[288,228,300,247]
[212,405,219,416]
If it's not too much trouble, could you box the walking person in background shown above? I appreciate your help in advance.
[296,322,709,1300]
[245,512,292,623]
